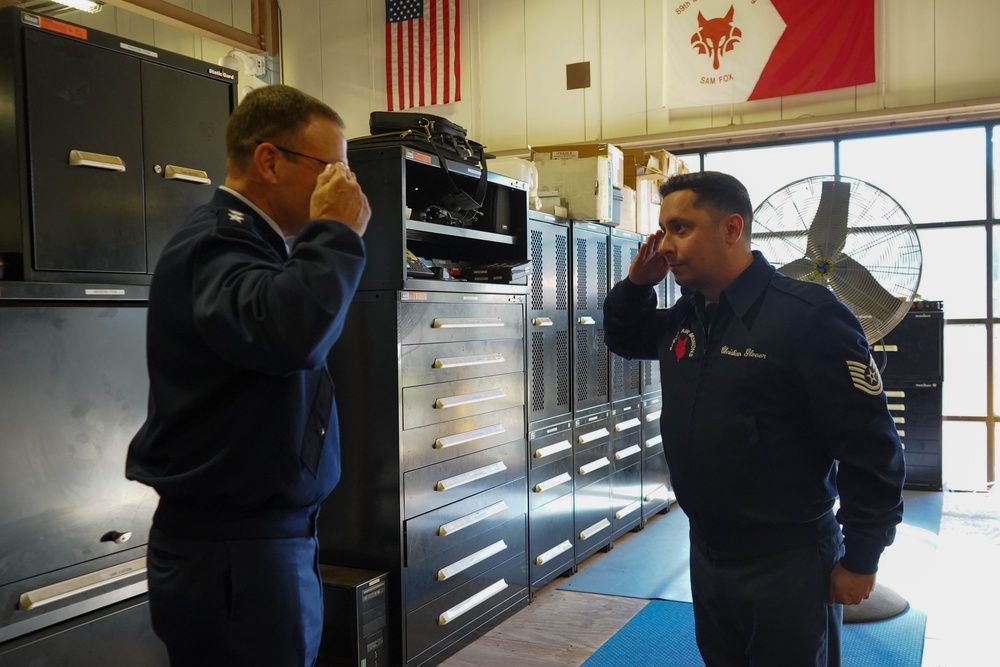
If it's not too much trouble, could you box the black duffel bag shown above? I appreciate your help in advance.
[349,112,492,224]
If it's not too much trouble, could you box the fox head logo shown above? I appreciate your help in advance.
[691,5,742,70]
[671,329,697,361]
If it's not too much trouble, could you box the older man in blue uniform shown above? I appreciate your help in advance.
[126,85,370,666]
[604,171,905,667]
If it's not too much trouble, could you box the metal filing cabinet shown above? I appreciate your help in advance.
[572,410,613,563]
[526,420,575,589]
[320,147,530,667]
[571,222,611,416]
[640,394,673,520]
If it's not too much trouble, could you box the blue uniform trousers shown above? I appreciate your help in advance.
[690,533,845,667]
[146,525,324,667]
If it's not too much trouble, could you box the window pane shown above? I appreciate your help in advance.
[672,153,701,173]
[913,226,985,319]
[945,421,988,491]
[943,324,986,417]
[839,127,986,223]
[703,142,835,210]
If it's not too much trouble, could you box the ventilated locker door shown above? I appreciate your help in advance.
[141,61,231,272]
[572,224,610,414]
[610,232,642,403]
[23,29,145,274]
[527,220,572,425]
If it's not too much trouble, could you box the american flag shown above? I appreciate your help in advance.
[385,0,461,111]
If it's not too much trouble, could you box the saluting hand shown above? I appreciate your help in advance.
[310,162,371,236]
[629,229,670,286]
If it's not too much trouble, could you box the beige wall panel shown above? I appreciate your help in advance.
[280,0,325,102]
[882,0,935,108]
[478,0,528,152]
[644,0,669,134]
[595,0,646,140]
[318,0,379,138]
[934,0,1000,103]
[524,0,586,145]
[115,10,156,46]
[152,0,197,57]
[776,87,862,123]
[581,0,601,140]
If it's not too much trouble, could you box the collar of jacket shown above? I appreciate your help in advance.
[211,188,288,260]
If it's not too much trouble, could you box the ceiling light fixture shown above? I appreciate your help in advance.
[51,0,103,13]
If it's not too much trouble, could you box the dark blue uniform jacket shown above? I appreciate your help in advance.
[604,251,904,574]
[126,189,366,540]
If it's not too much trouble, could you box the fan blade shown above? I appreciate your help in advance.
[805,180,851,261]
[827,255,904,342]
[777,257,822,283]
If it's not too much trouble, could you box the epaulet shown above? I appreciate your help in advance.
[771,272,838,308]
[219,207,249,226]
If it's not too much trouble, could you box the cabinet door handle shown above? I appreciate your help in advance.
[68,149,125,172]
[534,439,571,459]
[893,416,905,424]
[577,428,610,445]
[435,423,505,449]
[432,317,505,329]
[644,410,662,422]
[577,316,596,326]
[19,557,147,610]
[644,435,663,448]
[579,457,611,476]
[614,418,642,433]
[579,518,611,541]
[433,353,505,369]
[438,579,509,625]
[534,472,572,493]
[897,430,905,437]
[535,540,572,566]
[438,500,508,537]
[163,164,211,184]
[615,500,642,520]
[615,444,642,461]
[885,390,906,398]
[532,317,553,327]
[435,388,505,410]
[644,485,669,503]
[437,540,508,581]
[887,403,906,411]
[436,461,507,491]
[872,344,898,352]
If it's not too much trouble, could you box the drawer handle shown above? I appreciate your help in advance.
[435,423,506,449]
[532,317,553,327]
[534,440,571,459]
[577,316,596,326]
[644,410,662,422]
[438,500,508,537]
[68,149,125,172]
[885,390,906,398]
[433,353,505,369]
[644,435,663,448]
[534,472,572,493]
[577,428,610,445]
[615,444,642,461]
[163,164,211,184]
[579,457,610,476]
[436,461,508,492]
[19,557,147,610]
[893,416,905,424]
[535,540,573,566]
[872,344,898,352]
[887,403,905,411]
[437,539,508,581]
[644,485,669,503]
[432,317,505,329]
[897,429,906,437]
[438,578,509,625]
[435,388,506,410]
[579,518,611,541]
[615,500,642,520]
[614,418,642,433]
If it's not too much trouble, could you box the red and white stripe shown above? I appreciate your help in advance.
[386,0,461,112]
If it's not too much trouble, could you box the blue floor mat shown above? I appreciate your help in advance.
[582,600,927,667]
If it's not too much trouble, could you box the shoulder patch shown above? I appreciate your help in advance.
[846,354,883,396]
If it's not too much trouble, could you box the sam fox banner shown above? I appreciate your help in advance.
[667,0,875,108]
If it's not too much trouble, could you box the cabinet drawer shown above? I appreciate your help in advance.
[611,463,643,528]
[400,406,525,472]
[399,302,524,346]
[528,455,575,510]
[405,553,528,663]
[528,493,575,587]
[401,338,524,388]
[404,439,527,519]
[406,479,527,564]
[528,426,574,471]
[405,515,526,614]
[403,373,525,430]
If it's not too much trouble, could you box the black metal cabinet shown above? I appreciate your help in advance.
[610,229,643,404]
[0,8,235,283]
[571,222,610,416]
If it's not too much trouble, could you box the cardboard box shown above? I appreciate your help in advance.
[635,173,664,235]
[619,185,637,233]
[531,142,624,189]
[534,156,613,223]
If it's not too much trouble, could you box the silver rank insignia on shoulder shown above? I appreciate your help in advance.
[228,210,245,223]
[846,355,883,396]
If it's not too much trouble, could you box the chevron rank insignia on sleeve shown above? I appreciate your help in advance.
[846,355,883,396]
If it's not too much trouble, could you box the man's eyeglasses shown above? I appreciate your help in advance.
[273,144,332,170]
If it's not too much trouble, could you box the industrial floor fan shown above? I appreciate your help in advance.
[751,175,922,623]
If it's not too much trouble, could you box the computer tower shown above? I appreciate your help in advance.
[318,566,389,667]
